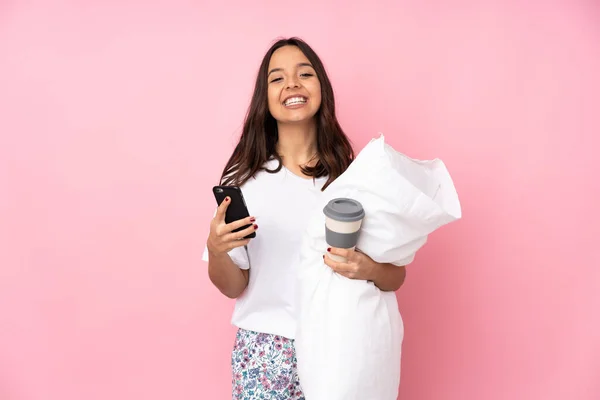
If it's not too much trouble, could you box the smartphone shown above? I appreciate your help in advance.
[212,185,256,239]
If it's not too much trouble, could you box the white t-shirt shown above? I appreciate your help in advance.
[203,159,327,339]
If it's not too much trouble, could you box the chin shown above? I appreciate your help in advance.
[282,111,318,124]
[283,117,313,125]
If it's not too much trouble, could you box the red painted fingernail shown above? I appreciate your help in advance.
[250,217,256,222]
[327,248,331,252]
[224,197,229,202]
[253,224,258,229]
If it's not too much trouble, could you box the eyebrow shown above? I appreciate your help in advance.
[268,62,314,77]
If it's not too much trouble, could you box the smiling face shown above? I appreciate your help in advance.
[267,45,322,125]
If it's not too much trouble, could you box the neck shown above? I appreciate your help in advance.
[276,120,318,167]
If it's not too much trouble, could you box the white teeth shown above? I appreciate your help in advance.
[284,97,307,106]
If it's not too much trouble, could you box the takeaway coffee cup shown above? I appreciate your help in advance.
[323,198,365,263]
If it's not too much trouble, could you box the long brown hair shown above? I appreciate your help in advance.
[220,37,354,191]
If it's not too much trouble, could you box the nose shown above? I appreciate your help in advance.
[285,76,300,89]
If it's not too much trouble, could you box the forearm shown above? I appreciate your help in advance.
[370,263,406,292]
[208,251,249,299]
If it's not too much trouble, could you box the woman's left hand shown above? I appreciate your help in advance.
[322,247,377,281]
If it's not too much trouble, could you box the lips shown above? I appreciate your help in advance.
[282,95,308,107]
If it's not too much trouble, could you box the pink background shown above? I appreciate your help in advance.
[1,1,599,399]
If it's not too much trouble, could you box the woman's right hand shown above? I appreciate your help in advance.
[206,196,257,256]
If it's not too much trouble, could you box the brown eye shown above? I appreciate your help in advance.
[270,77,283,83]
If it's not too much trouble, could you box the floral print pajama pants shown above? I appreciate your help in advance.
[231,328,305,399]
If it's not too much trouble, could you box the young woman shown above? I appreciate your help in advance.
[203,37,406,399]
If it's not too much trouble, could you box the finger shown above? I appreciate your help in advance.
[223,224,257,242]
[336,270,357,279]
[228,238,251,250]
[323,254,352,273]
[323,256,358,279]
[215,196,230,222]
[327,247,353,260]
[224,216,256,234]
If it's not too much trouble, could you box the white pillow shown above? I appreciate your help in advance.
[295,134,462,400]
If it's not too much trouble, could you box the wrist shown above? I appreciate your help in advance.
[207,244,228,260]
[368,258,384,282]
